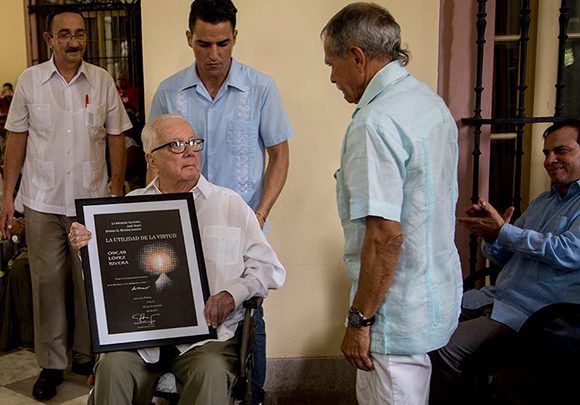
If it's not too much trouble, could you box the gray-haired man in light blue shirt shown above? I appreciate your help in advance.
[322,3,461,404]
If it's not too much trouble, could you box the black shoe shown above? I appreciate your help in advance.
[71,360,95,376]
[32,369,64,400]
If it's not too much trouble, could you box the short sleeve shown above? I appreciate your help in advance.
[258,78,293,147]
[343,118,408,222]
[149,85,167,121]
[4,73,31,133]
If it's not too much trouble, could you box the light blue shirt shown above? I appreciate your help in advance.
[150,59,293,210]
[464,180,580,331]
[336,61,462,355]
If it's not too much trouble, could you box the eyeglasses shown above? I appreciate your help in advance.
[151,139,205,154]
[49,30,87,43]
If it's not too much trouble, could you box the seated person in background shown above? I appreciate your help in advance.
[0,215,33,352]
[69,114,286,405]
[124,135,146,190]
[0,82,13,139]
[429,119,580,404]
[0,83,13,115]
[1,82,13,96]
[115,71,140,115]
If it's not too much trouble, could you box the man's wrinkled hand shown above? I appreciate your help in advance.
[341,325,374,371]
[68,222,92,252]
[204,291,235,329]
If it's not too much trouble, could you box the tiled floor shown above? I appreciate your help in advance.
[0,349,356,404]
[0,349,90,404]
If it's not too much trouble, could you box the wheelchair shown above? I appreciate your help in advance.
[152,297,262,405]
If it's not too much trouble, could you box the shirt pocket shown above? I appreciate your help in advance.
[28,104,52,133]
[202,225,242,266]
[85,104,106,139]
[31,159,55,190]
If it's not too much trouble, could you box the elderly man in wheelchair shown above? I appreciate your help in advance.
[69,114,286,404]
[429,120,580,404]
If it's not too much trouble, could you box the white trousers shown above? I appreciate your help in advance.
[356,353,431,405]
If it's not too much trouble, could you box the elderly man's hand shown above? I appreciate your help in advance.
[68,222,92,252]
[341,325,374,371]
[204,291,235,329]
[458,199,514,241]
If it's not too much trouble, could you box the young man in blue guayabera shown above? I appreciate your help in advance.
[322,3,462,404]
[148,1,293,401]
[430,120,580,404]
[0,7,130,401]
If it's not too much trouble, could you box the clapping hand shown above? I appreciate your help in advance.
[458,198,514,241]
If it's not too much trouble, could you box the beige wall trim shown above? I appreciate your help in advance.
[265,357,356,402]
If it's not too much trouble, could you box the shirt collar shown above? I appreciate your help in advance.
[146,174,211,200]
[41,57,91,87]
[550,179,580,199]
[353,60,409,118]
[182,58,247,92]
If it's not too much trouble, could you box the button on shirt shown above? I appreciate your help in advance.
[336,61,462,355]
[134,175,286,363]
[463,181,580,332]
[149,59,293,210]
[5,58,132,216]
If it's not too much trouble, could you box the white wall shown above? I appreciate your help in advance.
[141,0,441,358]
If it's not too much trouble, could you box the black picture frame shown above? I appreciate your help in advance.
[75,193,215,353]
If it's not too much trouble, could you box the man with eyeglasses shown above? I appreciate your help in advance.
[1,7,131,400]
[149,1,293,401]
[68,114,286,404]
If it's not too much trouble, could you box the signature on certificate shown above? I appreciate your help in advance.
[132,312,160,326]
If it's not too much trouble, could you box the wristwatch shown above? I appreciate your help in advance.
[348,307,375,328]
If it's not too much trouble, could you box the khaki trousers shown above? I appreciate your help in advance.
[89,338,238,405]
[24,207,91,370]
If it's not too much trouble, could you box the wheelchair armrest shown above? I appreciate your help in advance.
[234,296,263,402]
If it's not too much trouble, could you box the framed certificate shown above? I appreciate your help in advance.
[75,193,215,352]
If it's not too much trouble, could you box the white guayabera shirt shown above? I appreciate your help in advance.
[5,57,131,216]
[135,175,286,362]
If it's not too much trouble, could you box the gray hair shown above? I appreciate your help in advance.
[321,2,409,65]
[141,114,190,153]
